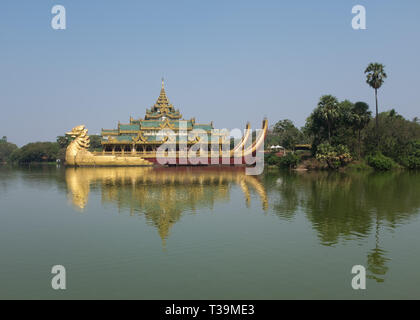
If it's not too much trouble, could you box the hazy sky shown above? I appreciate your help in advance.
[1,0,419,146]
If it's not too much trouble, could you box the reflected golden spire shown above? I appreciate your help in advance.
[239,179,251,208]
[65,167,268,245]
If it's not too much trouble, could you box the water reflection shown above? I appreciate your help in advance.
[266,170,420,282]
[63,166,420,282]
[65,167,268,243]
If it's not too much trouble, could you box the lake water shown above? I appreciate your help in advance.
[1,166,420,299]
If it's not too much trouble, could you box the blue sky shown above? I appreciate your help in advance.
[0,0,419,145]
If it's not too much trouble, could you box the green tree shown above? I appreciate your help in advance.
[402,140,420,169]
[365,63,387,130]
[10,142,60,164]
[278,153,300,169]
[0,140,18,163]
[56,135,70,149]
[306,95,340,146]
[272,119,302,150]
[316,143,352,169]
[89,135,103,151]
[318,95,340,143]
[363,110,420,164]
[351,102,372,158]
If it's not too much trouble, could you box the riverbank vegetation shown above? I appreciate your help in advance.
[0,136,18,164]
[266,63,420,171]
[0,135,102,165]
[266,105,420,171]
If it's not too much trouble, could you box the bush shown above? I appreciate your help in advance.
[279,153,300,169]
[406,156,420,169]
[398,140,420,169]
[346,160,372,171]
[363,112,420,161]
[316,143,352,169]
[265,153,281,166]
[301,158,325,170]
[366,152,396,171]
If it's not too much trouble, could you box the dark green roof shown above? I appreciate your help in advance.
[173,121,192,128]
[119,124,140,131]
[193,124,213,131]
[115,135,133,141]
[140,121,161,128]
[139,120,193,129]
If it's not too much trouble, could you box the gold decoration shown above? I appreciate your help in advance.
[65,125,153,167]
[65,167,268,244]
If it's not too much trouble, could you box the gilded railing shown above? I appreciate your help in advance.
[92,151,233,157]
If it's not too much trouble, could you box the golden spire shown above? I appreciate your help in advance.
[155,78,171,108]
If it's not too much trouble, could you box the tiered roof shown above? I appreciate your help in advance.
[101,79,216,144]
[144,79,182,120]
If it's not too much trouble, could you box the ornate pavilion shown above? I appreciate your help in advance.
[100,80,229,157]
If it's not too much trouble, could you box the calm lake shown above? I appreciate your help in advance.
[1,166,420,299]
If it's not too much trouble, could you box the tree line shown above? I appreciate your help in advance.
[0,135,102,164]
[266,63,420,170]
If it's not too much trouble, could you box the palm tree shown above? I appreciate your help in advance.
[365,63,387,130]
[317,95,340,143]
[352,102,371,158]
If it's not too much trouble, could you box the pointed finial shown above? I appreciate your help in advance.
[161,77,165,89]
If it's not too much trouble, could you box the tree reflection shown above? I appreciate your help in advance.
[269,170,420,282]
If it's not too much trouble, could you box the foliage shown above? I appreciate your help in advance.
[265,153,281,166]
[89,135,103,151]
[264,152,300,169]
[278,153,300,169]
[310,95,340,144]
[316,143,352,169]
[366,152,396,171]
[365,63,387,90]
[0,138,18,163]
[365,63,387,129]
[10,142,60,164]
[305,96,361,152]
[363,111,420,163]
[350,102,371,158]
[346,160,372,171]
[56,135,71,149]
[398,140,420,169]
[267,119,304,150]
[56,148,67,162]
